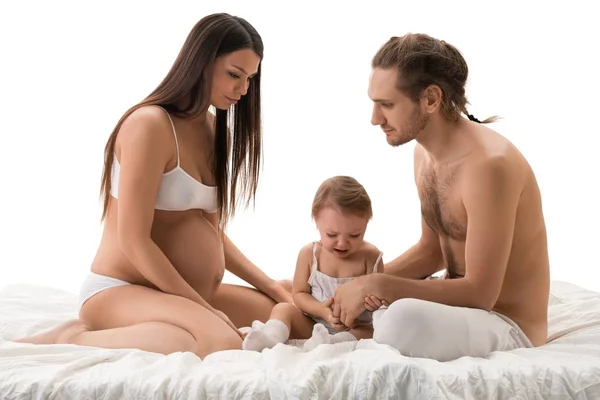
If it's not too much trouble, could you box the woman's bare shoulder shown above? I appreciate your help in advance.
[114,105,176,157]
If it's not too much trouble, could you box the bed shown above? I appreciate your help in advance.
[1,281,599,399]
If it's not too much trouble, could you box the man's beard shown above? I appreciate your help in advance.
[388,107,429,147]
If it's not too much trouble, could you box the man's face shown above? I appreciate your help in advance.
[368,67,429,147]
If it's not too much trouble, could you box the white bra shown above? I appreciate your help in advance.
[110,107,219,213]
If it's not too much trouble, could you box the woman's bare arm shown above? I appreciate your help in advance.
[116,106,214,311]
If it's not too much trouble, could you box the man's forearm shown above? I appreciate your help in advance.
[223,234,273,292]
[385,243,444,279]
[371,273,490,311]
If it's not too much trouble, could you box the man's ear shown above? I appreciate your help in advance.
[423,84,443,114]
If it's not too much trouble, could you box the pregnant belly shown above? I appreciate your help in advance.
[152,213,226,301]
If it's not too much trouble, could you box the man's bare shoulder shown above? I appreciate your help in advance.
[463,152,524,193]
[463,126,529,186]
[475,124,528,161]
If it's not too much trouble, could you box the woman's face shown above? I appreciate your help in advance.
[211,49,261,110]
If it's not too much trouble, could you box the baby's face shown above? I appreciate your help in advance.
[315,207,368,258]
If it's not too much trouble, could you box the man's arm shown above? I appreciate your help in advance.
[386,143,444,279]
[384,217,444,279]
[371,156,521,311]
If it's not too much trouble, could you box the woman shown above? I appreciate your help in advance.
[16,13,292,359]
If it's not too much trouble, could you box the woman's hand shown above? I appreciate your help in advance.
[263,279,294,304]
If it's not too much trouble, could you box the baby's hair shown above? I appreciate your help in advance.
[311,176,373,220]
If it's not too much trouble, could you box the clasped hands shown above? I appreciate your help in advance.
[323,278,389,331]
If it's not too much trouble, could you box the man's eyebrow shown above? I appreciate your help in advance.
[372,98,393,103]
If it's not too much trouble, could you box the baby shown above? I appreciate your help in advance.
[242,176,384,352]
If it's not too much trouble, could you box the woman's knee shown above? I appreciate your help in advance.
[193,327,242,358]
[210,284,276,327]
[81,284,243,358]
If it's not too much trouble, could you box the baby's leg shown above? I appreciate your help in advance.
[349,324,373,340]
[242,303,315,351]
[270,303,316,339]
[303,324,361,351]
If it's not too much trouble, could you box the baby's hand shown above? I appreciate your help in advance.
[322,298,347,331]
[364,295,389,312]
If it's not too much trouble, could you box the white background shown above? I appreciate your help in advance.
[0,1,598,294]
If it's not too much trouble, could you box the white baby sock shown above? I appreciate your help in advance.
[372,305,388,331]
[303,323,357,352]
[242,319,290,352]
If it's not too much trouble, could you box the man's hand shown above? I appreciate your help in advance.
[322,298,347,331]
[332,276,375,328]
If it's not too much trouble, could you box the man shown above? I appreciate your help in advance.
[332,34,550,362]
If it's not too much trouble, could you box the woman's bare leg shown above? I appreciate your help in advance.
[16,320,197,355]
[14,284,242,358]
[209,284,277,328]
[14,320,90,345]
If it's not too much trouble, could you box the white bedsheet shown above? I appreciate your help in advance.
[1,281,599,399]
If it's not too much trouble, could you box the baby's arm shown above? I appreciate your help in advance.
[363,243,388,311]
[292,244,329,321]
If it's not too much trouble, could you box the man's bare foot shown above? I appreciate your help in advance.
[13,319,89,345]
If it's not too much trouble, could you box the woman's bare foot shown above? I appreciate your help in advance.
[13,319,89,345]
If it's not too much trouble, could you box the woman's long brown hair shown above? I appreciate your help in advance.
[99,13,263,232]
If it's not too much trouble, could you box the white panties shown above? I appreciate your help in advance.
[78,272,131,309]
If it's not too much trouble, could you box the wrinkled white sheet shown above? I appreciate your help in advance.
[1,281,599,399]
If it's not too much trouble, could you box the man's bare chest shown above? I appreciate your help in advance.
[417,164,467,241]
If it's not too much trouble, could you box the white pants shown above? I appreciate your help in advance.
[372,298,533,362]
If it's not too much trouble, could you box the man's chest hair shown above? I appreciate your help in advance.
[417,164,467,241]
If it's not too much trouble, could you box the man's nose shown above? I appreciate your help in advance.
[371,106,384,126]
